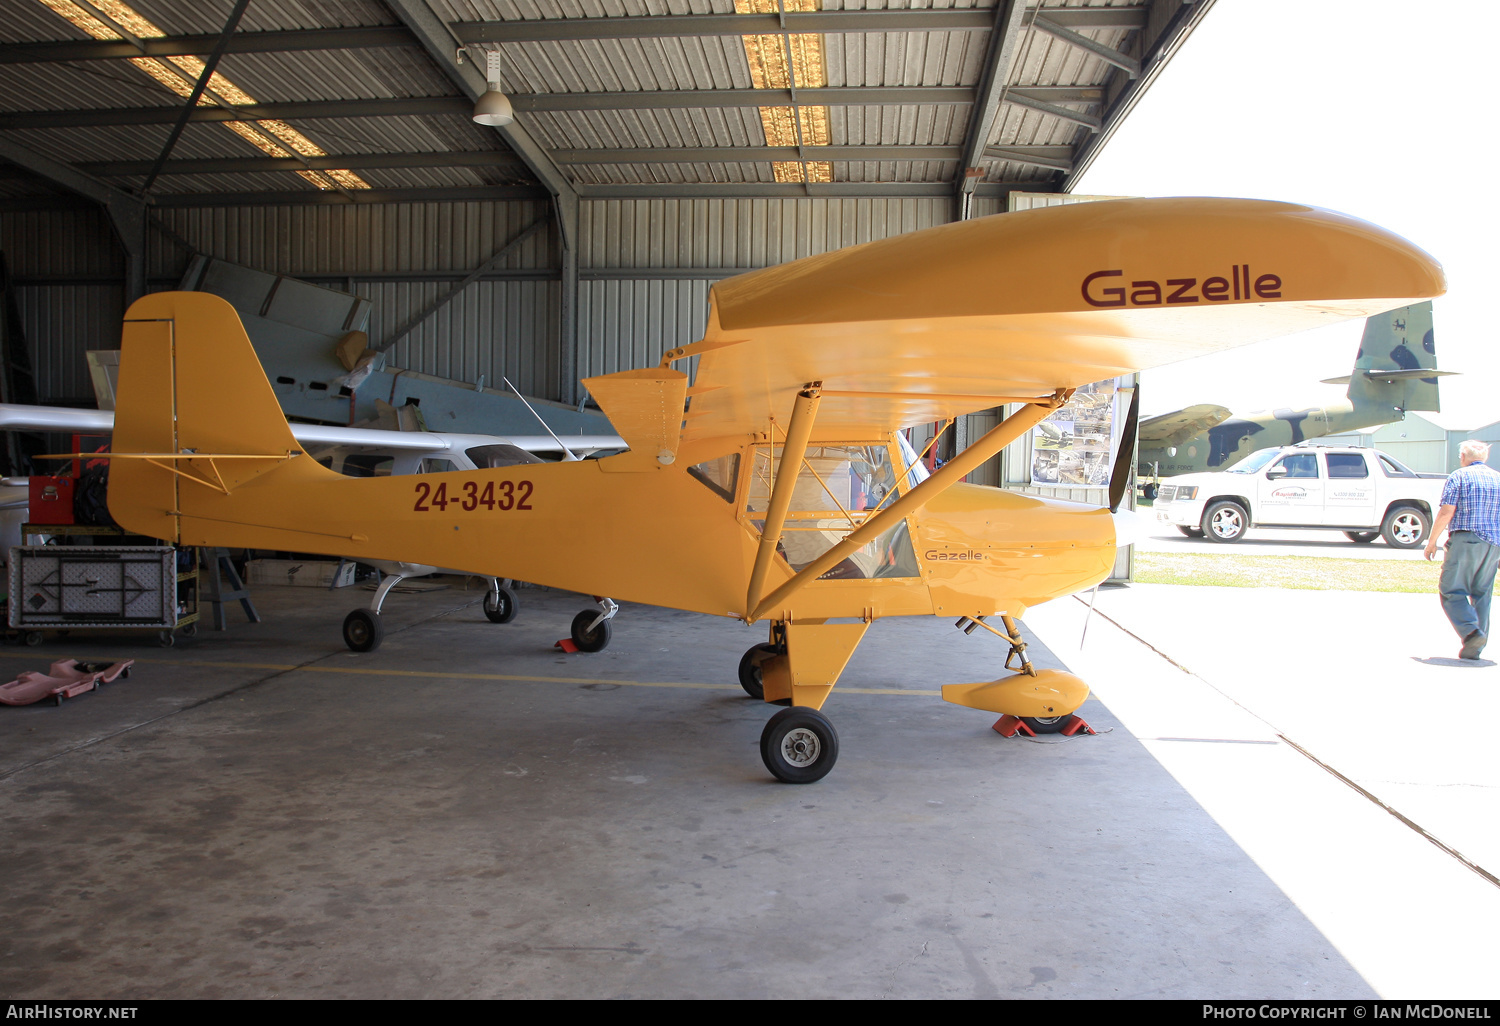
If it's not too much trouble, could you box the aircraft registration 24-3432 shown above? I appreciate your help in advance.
[82,198,1444,783]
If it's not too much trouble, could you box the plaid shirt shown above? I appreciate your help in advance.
[1441,462,1500,545]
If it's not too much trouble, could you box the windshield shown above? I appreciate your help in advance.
[1225,448,1281,475]
[895,431,930,491]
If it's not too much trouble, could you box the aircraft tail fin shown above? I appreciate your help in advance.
[109,292,308,542]
[1341,301,1451,414]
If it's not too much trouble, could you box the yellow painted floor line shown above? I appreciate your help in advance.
[0,653,938,696]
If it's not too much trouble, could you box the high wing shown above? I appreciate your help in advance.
[603,198,1443,444]
[0,403,622,460]
[1138,404,1234,448]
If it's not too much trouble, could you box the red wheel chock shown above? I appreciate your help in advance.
[553,638,580,653]
[992,714,1095,738]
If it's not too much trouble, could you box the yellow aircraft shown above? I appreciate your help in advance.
[88,198,1442,783]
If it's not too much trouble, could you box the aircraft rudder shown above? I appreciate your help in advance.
[108,292,308,540]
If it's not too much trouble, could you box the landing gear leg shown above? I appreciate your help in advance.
[751,620,866,782]
[483,578,519,623]
[343,573,403,652]
[956,613,1035,675]
[570,596,617,653]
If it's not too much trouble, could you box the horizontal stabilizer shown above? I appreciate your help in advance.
[580,368,688,470]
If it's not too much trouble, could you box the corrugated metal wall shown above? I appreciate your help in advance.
[2,209,126,402]
[576,197,956,379]
[154,202,561,400]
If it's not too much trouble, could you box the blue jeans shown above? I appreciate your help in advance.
[1439,530,1500,639]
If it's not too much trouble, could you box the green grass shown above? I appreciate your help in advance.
[1133,552,1497,594]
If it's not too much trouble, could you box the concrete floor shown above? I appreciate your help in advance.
[0,580,1372,999]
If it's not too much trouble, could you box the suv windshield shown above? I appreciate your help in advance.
[1225,448,1281,475]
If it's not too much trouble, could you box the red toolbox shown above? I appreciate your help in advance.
[27,475,75,525]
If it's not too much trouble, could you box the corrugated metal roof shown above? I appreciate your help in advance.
[0,0,1213,202]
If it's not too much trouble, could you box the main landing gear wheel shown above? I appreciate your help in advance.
[1021,715,1069,734]
[737,643,781,700]
[1203,500,1249,543]
[483,586,518,624]
[343,608,383,652]
[570,610,612,653]
[760,706,839,784]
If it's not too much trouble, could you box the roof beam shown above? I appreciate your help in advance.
[0,87,1108,130]
[151,185,550,207]
[552,145,974,164]
[81,151,526,176]
[982,145,1073,172]
[382,1,575,222]
[1065,0,1216,189]
[1002,91,1102,132]
[451,7,1145,42]
[1032,14,1142,78]
[140,182,1040,205]
[0,26,412,64]
[0,8,1150,65]
[955,0,1028,205]
[0,138,148,299]
[77,144,1073,175]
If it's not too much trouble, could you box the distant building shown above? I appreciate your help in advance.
[1323,412,1500,473]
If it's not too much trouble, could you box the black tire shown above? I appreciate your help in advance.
[343,608,383,652]
[1381,506,1430,549]
[1202,500,1249,543]
[157,631,174,648]
[737,643,781,700]
[570,610,612,653]
[1142,483,1158,500]
[1177,526,1205,538]
[483,586,518,624]
[1021,715,1070,735]
[760,706,839,784]
[181,622,198,637]
[1344,530,1379,544]
[23,631,42,647]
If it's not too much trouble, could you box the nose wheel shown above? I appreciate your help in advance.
[760,706,839,783]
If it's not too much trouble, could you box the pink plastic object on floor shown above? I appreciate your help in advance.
[0,659,134,707]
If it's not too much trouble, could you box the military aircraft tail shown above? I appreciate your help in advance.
[1322,301,1456,415]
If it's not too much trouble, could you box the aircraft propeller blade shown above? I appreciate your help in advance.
[1108,383,1140,514]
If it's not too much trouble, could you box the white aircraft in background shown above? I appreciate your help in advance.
[0,402,625,651]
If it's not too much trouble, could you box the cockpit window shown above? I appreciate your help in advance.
[895,431,931,491]
[1226,448,1280,474]
[688,453,740,503]
[745,443,918,579]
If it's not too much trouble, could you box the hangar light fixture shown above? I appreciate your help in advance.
[473,51,515,128]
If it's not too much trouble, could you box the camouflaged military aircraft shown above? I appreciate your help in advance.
[1137,302,1455,487]
[72,198,1444,783]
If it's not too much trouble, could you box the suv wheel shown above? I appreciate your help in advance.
[1202,500,1249,543]
[1381,506,1430,548]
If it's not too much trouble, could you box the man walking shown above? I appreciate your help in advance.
[1424,440,1500,660]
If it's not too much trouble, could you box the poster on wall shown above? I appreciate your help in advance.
[1031,380,1116,486]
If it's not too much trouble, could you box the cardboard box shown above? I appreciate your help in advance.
[246,558,355,588]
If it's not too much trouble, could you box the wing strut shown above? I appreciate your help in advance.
[747,391,1070,623]
[746,383,822,615]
